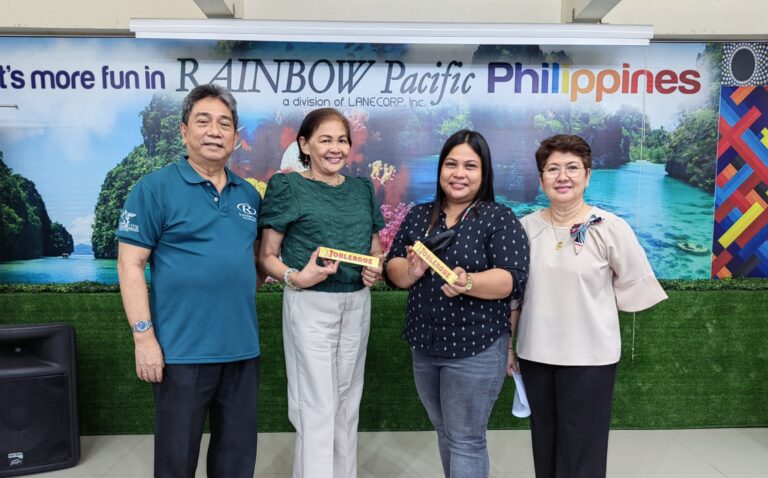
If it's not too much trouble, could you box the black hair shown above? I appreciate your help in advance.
[429,129,496,230]
[296,108,352,167]
[181,83,238,129]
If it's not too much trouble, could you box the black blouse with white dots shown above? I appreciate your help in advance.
[386,201,529,358]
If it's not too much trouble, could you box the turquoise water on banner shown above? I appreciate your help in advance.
[0,255,149,284]
[0,161,713,283]
[409,157,714,279]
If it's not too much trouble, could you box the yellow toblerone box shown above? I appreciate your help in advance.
[318,247,380,268]
[412,241,458,285]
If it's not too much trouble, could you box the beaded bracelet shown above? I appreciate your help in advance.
[284,267,302,290]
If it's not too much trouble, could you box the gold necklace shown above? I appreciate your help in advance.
[444,202,476,227]
[308,170,342,186]
[548,204,586,252]
[550,224,567,251]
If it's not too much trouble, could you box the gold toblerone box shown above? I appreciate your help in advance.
[318,247,380,268]
[412,241,458,285]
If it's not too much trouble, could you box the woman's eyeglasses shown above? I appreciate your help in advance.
[541,163,584,178]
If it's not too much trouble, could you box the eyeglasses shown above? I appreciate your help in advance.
[541,164,585,178]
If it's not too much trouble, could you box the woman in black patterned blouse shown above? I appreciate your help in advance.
[386,130,529,478]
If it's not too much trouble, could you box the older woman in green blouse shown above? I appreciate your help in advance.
[258,108,385,478]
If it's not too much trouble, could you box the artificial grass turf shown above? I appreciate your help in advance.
[1,289,766,434]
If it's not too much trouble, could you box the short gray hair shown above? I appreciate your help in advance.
[181,84,238,129]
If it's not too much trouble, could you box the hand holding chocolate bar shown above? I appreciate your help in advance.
[292,247,340,289]
[411,240,459,285]
[360,252,386,288]
[440,267,471,298]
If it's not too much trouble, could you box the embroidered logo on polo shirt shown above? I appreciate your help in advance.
[118,210,139,232]
[237,203,258,222]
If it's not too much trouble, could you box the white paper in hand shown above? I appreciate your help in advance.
[511,371,531,418]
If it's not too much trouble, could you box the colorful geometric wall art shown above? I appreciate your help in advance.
[712,84,768,278]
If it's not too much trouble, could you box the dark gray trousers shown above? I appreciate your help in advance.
[152,357,260,478]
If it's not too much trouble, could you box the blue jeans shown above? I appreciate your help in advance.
[412,334,509,478]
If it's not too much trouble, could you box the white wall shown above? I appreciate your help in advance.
[239,0,561,23]
[0,0,204,33]
[0,0,766,39]
[0,0,560,32]
[603,0,768,39]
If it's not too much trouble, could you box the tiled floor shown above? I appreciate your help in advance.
[27,428,768,477]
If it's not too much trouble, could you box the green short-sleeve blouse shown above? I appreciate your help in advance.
[260,172,385,292]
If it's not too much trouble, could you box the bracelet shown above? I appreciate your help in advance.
[284,267,302,290]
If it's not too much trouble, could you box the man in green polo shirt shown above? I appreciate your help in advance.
[116,84,262,478]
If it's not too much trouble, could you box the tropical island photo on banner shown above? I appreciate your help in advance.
[1,38,765,283]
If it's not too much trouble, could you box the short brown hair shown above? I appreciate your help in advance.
[296,108,352,167]
[535,134,592,172]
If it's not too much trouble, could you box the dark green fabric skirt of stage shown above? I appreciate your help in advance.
[1,281,766,434]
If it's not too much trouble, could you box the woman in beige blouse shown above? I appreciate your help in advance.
[508,134,667,478]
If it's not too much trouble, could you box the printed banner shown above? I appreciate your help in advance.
[0,38,729,282]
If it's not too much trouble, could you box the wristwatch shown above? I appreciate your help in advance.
[131,320,153,333]
[465,274,474,291]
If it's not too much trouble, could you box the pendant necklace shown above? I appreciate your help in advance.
[548,203,585,252]
[551,224,567,251]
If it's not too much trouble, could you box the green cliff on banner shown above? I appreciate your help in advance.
[0,152,73,261]
[533,105,649,169]
[664,43,722,193]
[664,107,718,193]
[91,95,184,259]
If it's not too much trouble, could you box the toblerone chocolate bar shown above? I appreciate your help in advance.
[411,241,458,285]
[318,247,381,268]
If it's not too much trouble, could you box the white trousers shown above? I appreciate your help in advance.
[283,287,371,478]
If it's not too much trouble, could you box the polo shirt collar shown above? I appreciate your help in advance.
[176,157,243,187]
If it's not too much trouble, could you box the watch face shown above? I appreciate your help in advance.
[134,321,150,332]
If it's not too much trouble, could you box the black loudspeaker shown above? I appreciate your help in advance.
[0,324,80,476]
